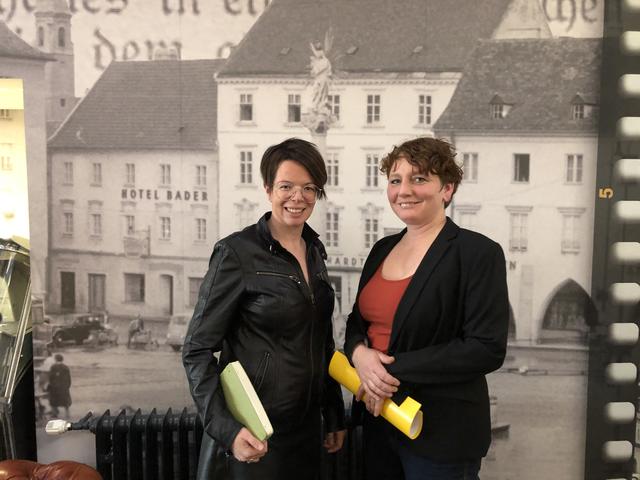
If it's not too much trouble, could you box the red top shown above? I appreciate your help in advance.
[358,264,413,353]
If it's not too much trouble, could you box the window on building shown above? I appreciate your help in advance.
[63,212,74,235]
[366,153,380,188]
[561,213,581,253]
[92,163,102,185]
[196,218,206,241]
[60,98,66,107]
[364,216,379,249]
[572,103,584,120]
[235,198,258,230]
[0,110,10,120]
[509,212,528,252]
[326,211,339,248]
[37,26,44,47]
[328,95,340,120]
[58,27,65,47]
[462,153,478,182]
[125,215,135,235]
[418,94,432,125]
[240,151,253,184]
[458,211,477,230]
[366,95,381,124]
[491,103,504,119]
[90,213,102,237]
[63,161,73,184]
[189,277,203,306]
[240,93,253,121]
[196,165,207,186]
[288,94,301,123]
[125,163,135,185]
[326,152,339,187]
[124,273,145,302]
[160,164,171,186]
[0,154,12,172]
[513,154,530,183]
[160,216,171,240]
[566,154,583,184]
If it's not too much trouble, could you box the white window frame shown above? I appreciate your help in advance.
[513,154,530,183]
[287,94,302,123]
[125,214,135,236]
[90,213,102,237]
[366,94,381,124]
[124,273,145,303]
[125,163,135,185]
[328,94,340,120]
[196,218,207,241]
[462,153,478,182]
[0,109,10,120]
[325,211,339,248]
[572,104,584,120]
[418,94,432,126]
[160,216,171,240]
[160,164,171,186]
[506,207,532,252]
[240,151,253,184]
[326,152,339,187]
[365,153,380,188]
[64,161,73,184]
[92,163,102,185]
[196,165,207,186]
[240,93,253,122]
[565,154,583,184]
[63,212,74,235]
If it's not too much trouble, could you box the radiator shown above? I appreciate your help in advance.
[47,409,362,480]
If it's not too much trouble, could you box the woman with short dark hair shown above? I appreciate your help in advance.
[183,138,345,480]
[344,137,509,480]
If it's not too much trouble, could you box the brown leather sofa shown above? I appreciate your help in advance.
[0,460,101,480]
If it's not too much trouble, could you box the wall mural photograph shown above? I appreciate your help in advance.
[1,0,609,478]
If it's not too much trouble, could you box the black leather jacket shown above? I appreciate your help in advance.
[183,213,345,452]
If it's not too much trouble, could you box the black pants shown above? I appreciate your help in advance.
[227,411,322,480]
[363,414,481,480]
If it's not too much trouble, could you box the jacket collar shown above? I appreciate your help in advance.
[256,212,326,259]
[358,217,459,352]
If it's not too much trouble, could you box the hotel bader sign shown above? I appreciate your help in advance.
[121,188,208,202]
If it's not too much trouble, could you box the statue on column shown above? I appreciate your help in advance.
[303,29,334,134]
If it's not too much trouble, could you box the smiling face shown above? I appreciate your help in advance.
[387,156,453,227]
[266,160,317,230]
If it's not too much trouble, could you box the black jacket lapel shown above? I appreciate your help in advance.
[388,218,459,352]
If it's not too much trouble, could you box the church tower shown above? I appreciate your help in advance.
[34,0,76,125]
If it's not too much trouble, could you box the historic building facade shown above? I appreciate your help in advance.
[47,59,222,318]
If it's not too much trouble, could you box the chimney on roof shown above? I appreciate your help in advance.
[154,46,180,60]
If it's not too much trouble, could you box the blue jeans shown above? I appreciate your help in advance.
[363,414,481,480]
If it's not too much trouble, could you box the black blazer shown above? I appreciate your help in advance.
[344,217,509,462]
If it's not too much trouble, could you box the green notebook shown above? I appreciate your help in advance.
[220,361,274,441]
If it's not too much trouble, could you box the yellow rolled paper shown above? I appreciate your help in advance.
[329,351,423,439]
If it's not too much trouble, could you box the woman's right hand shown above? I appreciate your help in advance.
[352,344,400,402]
[231,427,268,463]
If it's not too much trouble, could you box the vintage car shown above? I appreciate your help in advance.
[51,313,118,347]
[165,313,189,352]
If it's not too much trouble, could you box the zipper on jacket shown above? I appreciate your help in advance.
[255,352,271,393]
[256,271,301,284]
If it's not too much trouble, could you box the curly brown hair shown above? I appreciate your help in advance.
[379,137,462,207]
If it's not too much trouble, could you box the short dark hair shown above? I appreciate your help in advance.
[54,353,64,362]
[260,138,327,199]
[380,137,463,208]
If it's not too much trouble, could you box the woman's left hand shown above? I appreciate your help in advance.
[362,392,385,417]
[323,429,346,453]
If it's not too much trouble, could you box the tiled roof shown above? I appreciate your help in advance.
[0,21,51,61]
[219,0,513,76]
[49,59,224,150]
[434,38,601,134]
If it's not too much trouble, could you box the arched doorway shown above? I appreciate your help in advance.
[539,279,596,345]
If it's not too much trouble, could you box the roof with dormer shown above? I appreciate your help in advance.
[0,21,52,61]
[48,59,225,150]
[218,0,514,76]
[434,37,601,134]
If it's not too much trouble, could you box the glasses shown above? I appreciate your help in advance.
[273,182,322,202]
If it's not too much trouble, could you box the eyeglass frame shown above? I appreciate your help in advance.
[272,181,323,202]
